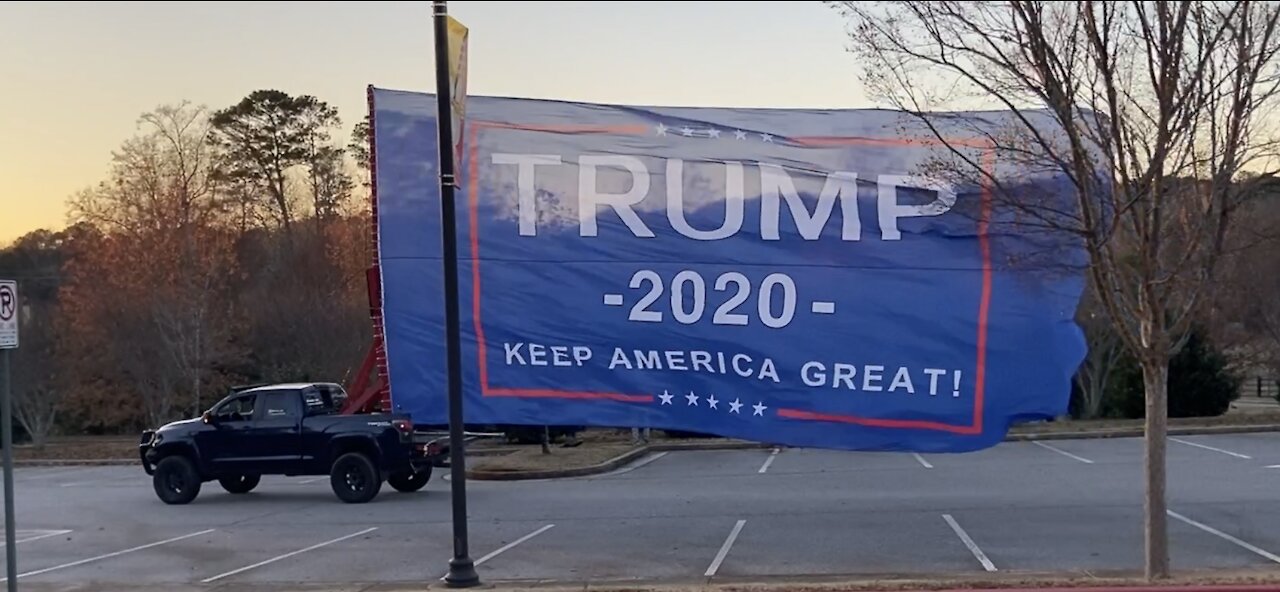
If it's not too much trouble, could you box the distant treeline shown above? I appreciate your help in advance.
[0,91,375,444]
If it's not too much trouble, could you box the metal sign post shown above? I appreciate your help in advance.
[0,279,19,592]
[431,2,479,588]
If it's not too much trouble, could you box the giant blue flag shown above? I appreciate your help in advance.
[369,86,1090,453]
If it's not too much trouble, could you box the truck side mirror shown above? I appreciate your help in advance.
[202,411,214,425]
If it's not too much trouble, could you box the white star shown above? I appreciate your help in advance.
[706,395,720,409]
[659,391,674,405]
[655,123,668,136]
[760,133,774,143]
[681,126,694,137]
[686,391,700,406]
[707,128,721,138]
[752,402,768,416]
[729,399,743,414]
[733,130,747,140]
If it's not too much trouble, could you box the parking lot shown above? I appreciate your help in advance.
[5,433,1280,590]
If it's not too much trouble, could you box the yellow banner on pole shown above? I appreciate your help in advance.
[447,15,469,165]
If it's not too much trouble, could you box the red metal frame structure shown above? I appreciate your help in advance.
[340,268,390,415]
[340,90,392,416]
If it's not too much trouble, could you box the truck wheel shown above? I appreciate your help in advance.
[388,467,432,493]
[153,455,202,505]
[218,474,261,494]
[330,452,382,503]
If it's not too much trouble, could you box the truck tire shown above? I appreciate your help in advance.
[153,455,202,505]
[388,466,431,493]
[218,474,261,494]
[330,452,382,503]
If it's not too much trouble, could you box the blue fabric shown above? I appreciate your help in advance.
[370,87,1089,453]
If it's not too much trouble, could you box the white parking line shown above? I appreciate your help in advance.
[913,453,934,469]
[474,524,555,567]
[758,448,780,474]
[1168,511,1280,563]
[603,451,669,477]
[0,530,72,547]
[1032,441,1094,464]
[201,527,378,583]
[705,519,747,577]
[298,477,327,484]
[3,529,215,582]
[1170,437,1252,459]
[942,514,996,572]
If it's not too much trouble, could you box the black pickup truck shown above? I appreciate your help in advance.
[139,382,444,505]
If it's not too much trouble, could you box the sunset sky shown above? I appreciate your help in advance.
[0,1,869,243]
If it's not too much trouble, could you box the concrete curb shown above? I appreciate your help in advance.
[444,582,1280,592]
[467,446,651,481]
[403,566,1280,591]
[651,439,774,452]
[11,566,1280,591]
[466,438,776,481]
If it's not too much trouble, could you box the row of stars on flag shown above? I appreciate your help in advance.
[657,390,768,416]
[655,123,775,143]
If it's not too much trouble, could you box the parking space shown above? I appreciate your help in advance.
[952,504,1275,573]
[3,434,1280,588]
[718,509,982,577]
[474,517,731,582]
[1169,432,1280,463]
[190,525,417,585]
[1165,502,1280,564]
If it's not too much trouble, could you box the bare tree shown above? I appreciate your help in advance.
[65,103,241,425]
[0,229,76,447]
[1219,179,1280,374]
[831,0,1280,579]
[11,304,62,448]
[307,145,354,223]
[1257,267,1280,374]
[1074,296,1125,419]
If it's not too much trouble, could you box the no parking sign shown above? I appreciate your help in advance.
[1,278,18,589]
[0,280,16,350]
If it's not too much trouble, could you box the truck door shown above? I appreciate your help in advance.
[245,390,303,473]
[198,392,260,473]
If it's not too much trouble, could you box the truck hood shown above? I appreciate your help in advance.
[158,418,204,432]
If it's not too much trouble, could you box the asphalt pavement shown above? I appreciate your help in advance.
[4,433,1280,590]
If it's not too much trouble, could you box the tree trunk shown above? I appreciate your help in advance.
[25,413,49,450]
[1141,356,1170,580]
